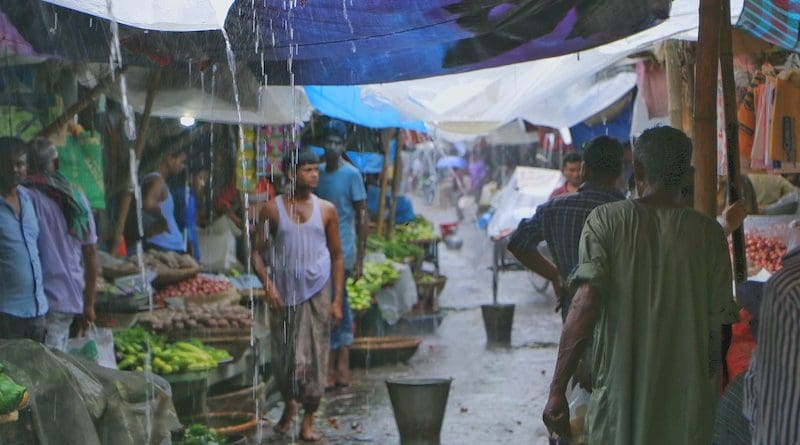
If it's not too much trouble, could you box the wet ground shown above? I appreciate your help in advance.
[260,199,562,444]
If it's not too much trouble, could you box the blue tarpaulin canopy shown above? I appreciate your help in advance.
[304,86,426,131]
[8,0,671,85]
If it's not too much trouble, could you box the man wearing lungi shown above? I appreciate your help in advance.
[252,148,345,442]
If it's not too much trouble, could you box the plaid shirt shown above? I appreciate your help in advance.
[508,183,625,282]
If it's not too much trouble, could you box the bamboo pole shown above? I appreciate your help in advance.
[387,129,403,239]
[37,67,127,139]
[719,0,747,283]
[376,129,393,238]
[665,40,684,130]
[682,53,696,140]
[693,0,722,218]
[110,68,162,255]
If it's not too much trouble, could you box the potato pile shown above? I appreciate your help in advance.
[137,303,253,331]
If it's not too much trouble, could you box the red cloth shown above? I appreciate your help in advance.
[549,184,573,199]
[726,308,757,381]
[635,60,668,119]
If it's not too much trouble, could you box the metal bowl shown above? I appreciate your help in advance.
[444,235,463,250]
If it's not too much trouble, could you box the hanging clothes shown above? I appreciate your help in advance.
[738,69,767,167]
[768,71,800,164]
[751,77,777,170]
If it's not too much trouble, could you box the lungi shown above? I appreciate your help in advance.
[269,283,331,406]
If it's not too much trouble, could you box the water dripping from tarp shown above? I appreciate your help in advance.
[107,0,157,439]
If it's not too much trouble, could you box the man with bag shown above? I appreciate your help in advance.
[543,127,738,444]
[25,137,98,352]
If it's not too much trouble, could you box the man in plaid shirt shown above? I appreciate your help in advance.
[508,136,625,320]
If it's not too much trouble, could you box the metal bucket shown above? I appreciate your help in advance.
[481,304,515,346]
[386,378,452,445]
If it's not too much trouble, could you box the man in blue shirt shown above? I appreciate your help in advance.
[316,120,367,389]
[0,137,47,341]
[147,147,187,253]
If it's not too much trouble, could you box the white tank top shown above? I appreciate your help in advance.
[268,195,331,306]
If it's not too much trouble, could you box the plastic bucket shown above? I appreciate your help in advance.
[439,222,458,238]
[481,304,515,346]
[386,378,452,445]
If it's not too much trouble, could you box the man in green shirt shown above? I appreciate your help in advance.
[543,127,739,445]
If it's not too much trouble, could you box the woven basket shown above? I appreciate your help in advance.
[414,275,447,311]
[153,266,202,287]
[350,336,422,367]
[187,412,259,436]
[182,287,241,306]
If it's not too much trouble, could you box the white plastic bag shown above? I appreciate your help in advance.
[198,216,242,272]
[67,326,118,369]
[566,384,590,444]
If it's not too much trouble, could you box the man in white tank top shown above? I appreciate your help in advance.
[252,148,345,442]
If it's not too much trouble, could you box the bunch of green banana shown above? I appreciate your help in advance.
[347,261,400,311]
[115,327,231,375]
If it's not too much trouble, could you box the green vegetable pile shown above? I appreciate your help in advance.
[175,423,224,445]
[115,327,231,375]
[368,235,424,262]
[347,261,400,311]
[0,362,27,415]
[395,216,437,241]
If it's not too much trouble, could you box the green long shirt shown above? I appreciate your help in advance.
[571,200,739,445]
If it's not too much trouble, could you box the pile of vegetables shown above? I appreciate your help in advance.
[0,362,27,415]
[738,234,787,273]
[368,235,424,262]
[156,276,234,302]
[347,261,400,311]
[395,216,437,241]
[115,327,231,375]
[137,303,253,332]
[175,424,224,445]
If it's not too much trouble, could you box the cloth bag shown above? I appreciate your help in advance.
[68,326,117,369]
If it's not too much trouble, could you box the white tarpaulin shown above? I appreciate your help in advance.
[42,0,234,31]
[487,166,564,239]
[97,65,313,125]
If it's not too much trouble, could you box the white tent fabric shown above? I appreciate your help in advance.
[116,85,313,125]
[42,0,234,31]
[100,66,312,125]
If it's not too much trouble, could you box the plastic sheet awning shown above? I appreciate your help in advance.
[16,0,674,85]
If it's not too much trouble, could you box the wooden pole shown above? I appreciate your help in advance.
[37,67,127,139]
[693,0,722,218]
[376,129,393,238]
[110,68,162,255]
[719,0,747,283]
[387,129,403,239]
[682,43,697,140]
[666,40,684,130]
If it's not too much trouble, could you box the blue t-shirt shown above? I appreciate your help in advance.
[0,187,48,318]
[148,181,186,252]
[316,162,367,270]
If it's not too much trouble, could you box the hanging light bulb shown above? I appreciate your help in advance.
[180,116,196,127]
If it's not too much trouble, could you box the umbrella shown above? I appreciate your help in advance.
[436,156,467,170]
